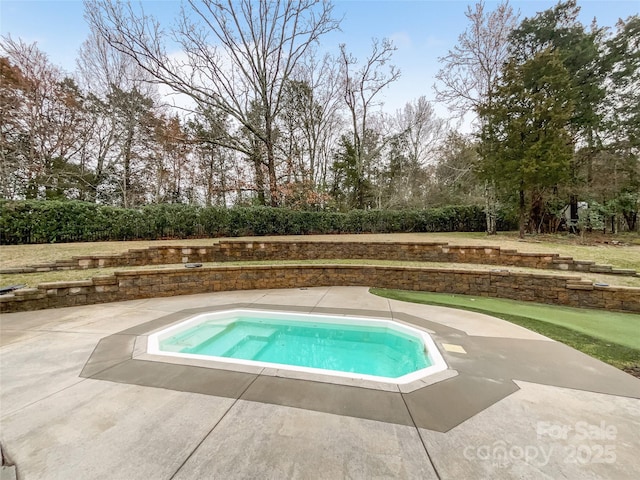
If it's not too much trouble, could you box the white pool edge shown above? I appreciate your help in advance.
[147,309,449,385]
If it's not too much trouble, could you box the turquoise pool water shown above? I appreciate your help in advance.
[159,317,431,378]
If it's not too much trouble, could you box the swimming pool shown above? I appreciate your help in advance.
[147,309,448,384]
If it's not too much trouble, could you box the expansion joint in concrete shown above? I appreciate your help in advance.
[168,374,262,480]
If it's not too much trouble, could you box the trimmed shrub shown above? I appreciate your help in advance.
[0,201,517,244]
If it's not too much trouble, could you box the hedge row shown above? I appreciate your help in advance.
[0,201,516,244]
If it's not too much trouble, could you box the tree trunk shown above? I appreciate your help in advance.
[623,210,637,232]
[356,175,365,210]
[530,191,544,234]
[267,147,278,207]
[485,180,497,235]
[264,117,279,207]
[122,133,133,208]
[219,155,227,207]
[519,188,526,239]
[252,152,266,206]
[569,194,579,234]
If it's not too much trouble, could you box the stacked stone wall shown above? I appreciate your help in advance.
[2,264,638,314]
[2,241,636,277]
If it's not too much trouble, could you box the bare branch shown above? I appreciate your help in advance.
[84,0,339,206]
[433,1,519,119]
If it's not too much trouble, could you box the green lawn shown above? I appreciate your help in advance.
[370,288,640,372]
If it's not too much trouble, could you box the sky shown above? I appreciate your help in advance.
[1,0,639,124]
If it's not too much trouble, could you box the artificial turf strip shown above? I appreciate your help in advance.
[369,289,640,349]
[370,288,640,372]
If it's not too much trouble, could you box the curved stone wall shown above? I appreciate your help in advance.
[1,263,638,314]
[2,240,637,277]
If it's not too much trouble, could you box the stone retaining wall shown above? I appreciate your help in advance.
[2,241,637,277]
[1,264,638,314]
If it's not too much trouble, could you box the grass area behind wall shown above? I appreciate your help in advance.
[370,288,640,372]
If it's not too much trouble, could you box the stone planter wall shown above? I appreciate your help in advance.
[1,264,638,314]
[2,240,637,277]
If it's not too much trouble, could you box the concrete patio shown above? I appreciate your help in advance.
[1,286,639,479]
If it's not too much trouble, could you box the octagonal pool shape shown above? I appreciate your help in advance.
[147,309,448,384]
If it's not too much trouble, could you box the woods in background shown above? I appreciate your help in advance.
[1,1,638,234]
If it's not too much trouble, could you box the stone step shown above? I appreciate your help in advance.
[0,267,35,274]
[610,268,638,276]
[589,265,613,273]
[552,257,574,263]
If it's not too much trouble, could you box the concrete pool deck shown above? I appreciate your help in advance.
[1,286,639,479]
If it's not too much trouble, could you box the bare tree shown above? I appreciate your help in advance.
[76,28,161,205]
[371,97,447,209]
[77,29,146,96]
[393,96,447,168]
[280,49,343,188]
[1,36,88,199]
[434,1,519,120]
[433,1,518,233]
[339,38,400,208]
[84,0,340,206]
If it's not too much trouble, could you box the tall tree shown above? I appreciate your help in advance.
[430,132,483,207]
[434,1,519,233]
[77,27,159,203]
[434,1,519,120]
[85,0,340,207]
[339,38,400,209]
[603,16,640,153]
[0,37,88,200]
[330,134,372,210]
[105,85,157,207]
[0,55,30,198]
[187,108,235,207]
[376,97,447,208]
[279,49,343,202]
[598,15,640,231]
[151,114,190,203]
[508,0,606,229]
[478,48,574,238]
[392,96,446,169]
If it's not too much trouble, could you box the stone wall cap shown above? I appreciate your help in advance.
[595,284,640,292]
[0,268,35,274]
[219,240,449,246]
[566,284,595,291]
[114,268,185,276]
[38,280,93,289]
[13,287,40,295]
[92,276,117,285]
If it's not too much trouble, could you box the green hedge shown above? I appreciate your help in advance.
[0,201,517,244]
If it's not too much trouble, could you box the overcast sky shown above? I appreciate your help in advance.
[1,0,638,124]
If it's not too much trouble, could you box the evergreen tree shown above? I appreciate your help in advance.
[508,0,606,228]
[478,48,574,237]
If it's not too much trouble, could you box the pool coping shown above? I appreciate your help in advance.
[81,304,463,394]
[144,308,451,389]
